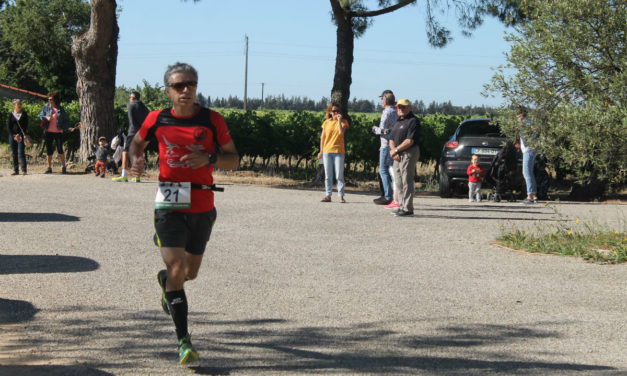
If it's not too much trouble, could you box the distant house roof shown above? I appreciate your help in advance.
[0,83,47,100]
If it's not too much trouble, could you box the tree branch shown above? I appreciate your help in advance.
[349,0,416,18]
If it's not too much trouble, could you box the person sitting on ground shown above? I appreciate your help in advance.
[94,136,111,178]
[467,154,485,202]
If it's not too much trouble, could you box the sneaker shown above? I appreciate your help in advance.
[395,210,414,217]
[178,334,199,365]
[469,199,475,202]
[391,208,402,215]
[112,176,128,182]
[320,195,331,202]
[100,174,105,178]
[373,197,391,205]
[157,270,170,315]
[95,172,100,177]
[131,177,141,183]
[385,201,400,209]
[11,171,19,176]
[61,166,67,174]
[45,167,52,174]
[521,198,535,205]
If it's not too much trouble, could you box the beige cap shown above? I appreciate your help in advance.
[396,98,411,107]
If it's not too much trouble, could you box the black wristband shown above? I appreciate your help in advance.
[206,152,218,167]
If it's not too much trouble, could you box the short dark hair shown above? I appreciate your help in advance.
[516,105,528,117]
[384,93,395,106]
[164,62,198,87]
[47,92,60,104]
[130,91,141,100]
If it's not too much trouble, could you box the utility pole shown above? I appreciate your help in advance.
[244,34,248,111]
[260,82,265,108]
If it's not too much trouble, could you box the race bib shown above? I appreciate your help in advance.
[155,182,191,209]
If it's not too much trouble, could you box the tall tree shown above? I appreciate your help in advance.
[485,0,626,197]
[328,0,525,117]
[71,0,118,161]
[0,0,90,100]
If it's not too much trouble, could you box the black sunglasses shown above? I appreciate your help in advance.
[167,81,198,91]
[331,109,340,113]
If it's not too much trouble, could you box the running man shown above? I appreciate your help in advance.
[129,62,239,364]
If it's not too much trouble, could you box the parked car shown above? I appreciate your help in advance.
[438,118,523,198]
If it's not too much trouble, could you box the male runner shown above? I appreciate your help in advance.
[129,62,239,364]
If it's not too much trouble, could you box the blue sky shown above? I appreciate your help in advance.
[116,0,512,107]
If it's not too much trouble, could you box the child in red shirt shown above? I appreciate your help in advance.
[467,154,485,202]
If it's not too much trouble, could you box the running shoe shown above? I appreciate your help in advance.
[112,176,128,182]
[131,177,141,183]
[157,270,170,315]
[178,334,199,365]
[45,167,52,174]
[385,201,400,209]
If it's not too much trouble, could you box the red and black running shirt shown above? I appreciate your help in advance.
[139,106,232,213]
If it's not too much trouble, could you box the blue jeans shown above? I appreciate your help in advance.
[9,135,27,173]
[379,147,393,200]
[522,150,537,195]
[323,153,345,197]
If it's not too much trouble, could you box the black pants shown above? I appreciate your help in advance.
[9,135,26,173]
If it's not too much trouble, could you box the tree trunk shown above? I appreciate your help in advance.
[330,0,354,116]
[71,0,118,162]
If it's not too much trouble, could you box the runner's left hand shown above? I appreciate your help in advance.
[180,151,210,169]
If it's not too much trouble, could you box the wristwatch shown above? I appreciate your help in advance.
[395,148,399,154]
[205,153,218,167]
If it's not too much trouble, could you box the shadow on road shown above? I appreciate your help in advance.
[0,212,80,222]
[0,298,39,324]
[3,306,616,375]
[0,255,99,275]
[0,365,113,376]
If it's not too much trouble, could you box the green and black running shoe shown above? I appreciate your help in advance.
[178,334,199,365]
[157,269,169,315]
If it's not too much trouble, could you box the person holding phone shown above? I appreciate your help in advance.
[317,102,349,203]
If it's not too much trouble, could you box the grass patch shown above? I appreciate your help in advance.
[497,204,627,264]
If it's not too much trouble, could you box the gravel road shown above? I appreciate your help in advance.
[1,171,625,376]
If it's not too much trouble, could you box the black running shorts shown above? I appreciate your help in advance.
[154,208,217,255]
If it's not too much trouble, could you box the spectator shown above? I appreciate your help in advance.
[389,98,421,217]
[317,102,349,203]
[113,91,149,182]
[94,136,111,178]
[517,106,537,204]
[467,154,485,202]
[39,92,74,174]
[372,90,398,205]
[7,99,28,175]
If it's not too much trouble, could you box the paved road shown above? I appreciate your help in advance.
[0,171,625,375]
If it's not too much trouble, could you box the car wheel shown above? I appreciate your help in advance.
[439,167,453,198]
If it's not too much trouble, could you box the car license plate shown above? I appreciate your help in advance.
[472,147,498,155]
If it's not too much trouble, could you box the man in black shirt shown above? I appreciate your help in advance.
[389,98,420,217]
[113,91,149,182]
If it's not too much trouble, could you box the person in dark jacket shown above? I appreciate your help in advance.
[39,92,74,174]
[94,136,112,178]
[389,98,421,217]
[7,99,28,175]
[112,91,149,182]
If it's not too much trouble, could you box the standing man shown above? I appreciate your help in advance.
[389,98,421,217]
[371,90,398,206]
[129,62,239,365]
[113,91,149,182]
